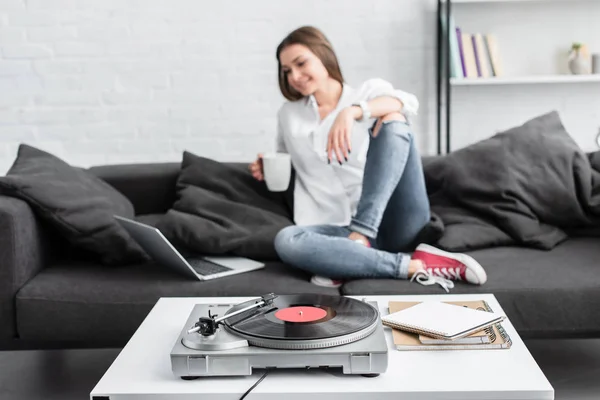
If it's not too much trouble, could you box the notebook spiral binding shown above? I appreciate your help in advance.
[482,300,512,347]
[477,306,497,342]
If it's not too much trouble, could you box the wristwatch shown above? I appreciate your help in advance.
[352,101,371,122]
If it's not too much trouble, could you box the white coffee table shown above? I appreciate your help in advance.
[90,294,554,399]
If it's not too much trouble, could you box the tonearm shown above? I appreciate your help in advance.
[186,293,277,336]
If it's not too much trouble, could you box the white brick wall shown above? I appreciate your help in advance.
[0,0,599,173]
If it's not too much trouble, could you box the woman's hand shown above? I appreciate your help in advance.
[327,107,357,164]
[249,153,264,181]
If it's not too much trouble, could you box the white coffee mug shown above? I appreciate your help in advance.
[262,152,291,192]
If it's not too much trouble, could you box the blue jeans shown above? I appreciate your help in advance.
[274,120,431,279]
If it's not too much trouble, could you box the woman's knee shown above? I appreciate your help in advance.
[274,225,304,259]
[380,111,406,122]
[372,112,408,138]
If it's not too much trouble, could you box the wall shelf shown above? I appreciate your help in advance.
[451,75,600,85]
[436,0,597,154]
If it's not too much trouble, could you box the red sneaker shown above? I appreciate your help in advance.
[411,244,487,290]
[310,275,343,288]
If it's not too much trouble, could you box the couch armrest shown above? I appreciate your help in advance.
[0,196,46,341]
[88,163,180,215]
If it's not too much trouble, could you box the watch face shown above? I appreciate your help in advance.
[597,129,600,148]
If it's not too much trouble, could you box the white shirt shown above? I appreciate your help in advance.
[276,78,419,226]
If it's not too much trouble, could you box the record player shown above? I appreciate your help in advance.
[170,293,388,378]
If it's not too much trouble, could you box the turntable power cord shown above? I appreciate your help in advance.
[239,369,271,400]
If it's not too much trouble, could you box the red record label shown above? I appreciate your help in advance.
[274,306,327,323]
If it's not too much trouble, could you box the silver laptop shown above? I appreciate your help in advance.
[114,215,265,281]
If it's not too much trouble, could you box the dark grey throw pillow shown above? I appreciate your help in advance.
[0,144,147,265]
[156,151,294,260]
[424,110,598,251]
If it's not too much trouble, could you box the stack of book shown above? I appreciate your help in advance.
[382,300,512,351]
[442,14,503,79]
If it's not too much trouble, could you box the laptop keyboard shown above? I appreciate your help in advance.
[187,258,232,276]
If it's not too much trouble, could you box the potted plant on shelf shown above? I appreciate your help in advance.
[568,42,590,75]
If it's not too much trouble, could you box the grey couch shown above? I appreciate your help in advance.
[2,161,600,350]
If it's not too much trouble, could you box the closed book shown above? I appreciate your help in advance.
[440,12,464,78]
[460,32,478,78]
[387,301,512,351]
[485,34,503,77]
[474,33,491,78]
[471,34,482,77]
[448,15,464,78]
[456,27,467,77]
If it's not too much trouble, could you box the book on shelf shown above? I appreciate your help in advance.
[460,32,479,78]
[485,33,503,77]
[473,33,492,78]
[471,34,483,77]
[455,27,467,77]
[386,300,512,351]
[440,12,464,78]
[445,15,504,79]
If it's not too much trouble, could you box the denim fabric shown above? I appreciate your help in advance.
[274,120,431,280]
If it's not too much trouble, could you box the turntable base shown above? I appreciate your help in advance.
[170,300,388,377]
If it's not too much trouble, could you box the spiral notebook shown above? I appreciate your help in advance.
[418,300,493,344]
[382,301,505,340]
[386,300,512,350]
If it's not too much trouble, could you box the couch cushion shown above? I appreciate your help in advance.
[156,151,294,260]
[0,144,147,265]
[341,238,600,338]
[424,111,600,252]
[88,162,180,215]
[15,261,338,344]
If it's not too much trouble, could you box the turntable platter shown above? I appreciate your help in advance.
[223,294,379,349]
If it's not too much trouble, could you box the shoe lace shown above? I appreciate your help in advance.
[429,266,462,281]
[410,269,455,293]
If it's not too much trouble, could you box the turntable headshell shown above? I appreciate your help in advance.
[186,293,278,337]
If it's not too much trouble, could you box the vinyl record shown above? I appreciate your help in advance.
[223,294,378,343]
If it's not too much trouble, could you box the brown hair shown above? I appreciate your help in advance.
[276,26,344,101]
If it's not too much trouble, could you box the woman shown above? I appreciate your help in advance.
[249,26,487,291]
